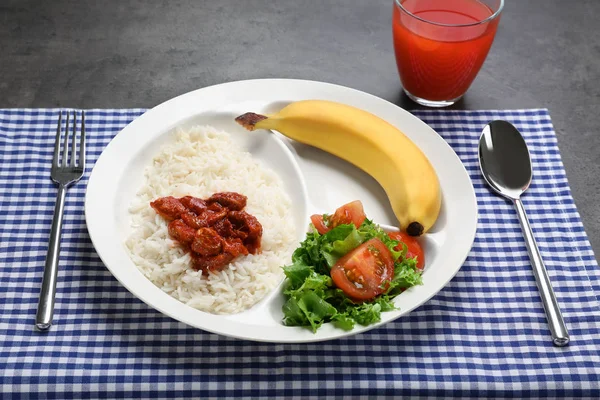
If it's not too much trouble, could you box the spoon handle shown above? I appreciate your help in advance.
[514,198,570,346]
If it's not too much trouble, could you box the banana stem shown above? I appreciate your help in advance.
[235,113,268,131]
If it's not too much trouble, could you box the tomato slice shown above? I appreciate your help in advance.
[388,231,425,270]
[329,200,366,229]
[310,214,330,235]
[330,238,395,301]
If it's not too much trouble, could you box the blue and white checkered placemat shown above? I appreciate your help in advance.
[1,108,599,399]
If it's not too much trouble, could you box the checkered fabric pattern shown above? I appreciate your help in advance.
[1,108,598,399]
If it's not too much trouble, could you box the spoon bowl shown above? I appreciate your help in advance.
[479,120,533,199]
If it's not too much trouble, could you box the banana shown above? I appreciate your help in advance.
[235,100,441,236]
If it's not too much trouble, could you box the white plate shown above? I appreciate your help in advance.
[85,79,477,343]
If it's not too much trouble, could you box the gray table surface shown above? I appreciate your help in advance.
[1,0,598,255]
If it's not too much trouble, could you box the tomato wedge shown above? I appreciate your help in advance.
[310,201,367,235]
[329,200,366,229]
[330,238,394,301]
[388,231,425,270]
[310,214,330,235]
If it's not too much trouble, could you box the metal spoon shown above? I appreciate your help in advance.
[478,120,569,347]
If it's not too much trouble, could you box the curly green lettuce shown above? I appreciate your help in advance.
[281,219,422,332]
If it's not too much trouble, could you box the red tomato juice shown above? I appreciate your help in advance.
[393,0,500,101]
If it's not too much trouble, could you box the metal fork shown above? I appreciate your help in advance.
[35,111,86,331]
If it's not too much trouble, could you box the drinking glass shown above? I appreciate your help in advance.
[392,0,504,107]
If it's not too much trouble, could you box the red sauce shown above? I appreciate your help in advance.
[150,192,262,275]
[392,0,500,101]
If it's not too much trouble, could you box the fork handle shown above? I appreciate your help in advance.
[36,185,67,330]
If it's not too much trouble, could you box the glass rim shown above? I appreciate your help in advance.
[394,0,504,28]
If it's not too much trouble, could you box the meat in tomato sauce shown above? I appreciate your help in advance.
[150,192,262,274]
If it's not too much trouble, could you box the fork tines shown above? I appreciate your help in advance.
[52,110,86,171]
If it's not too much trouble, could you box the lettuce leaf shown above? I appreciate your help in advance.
[387,257,423,295]
[320,224,365,266]
[296,291,338,332]
[332,313,355,330]
[282,296,308,326]
[333,295,397,330]
[282,286,337,332]
[282,261,313,290]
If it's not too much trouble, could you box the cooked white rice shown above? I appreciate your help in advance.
[125,126,296,314]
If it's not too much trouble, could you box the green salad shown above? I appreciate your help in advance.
[281,218,423,332]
